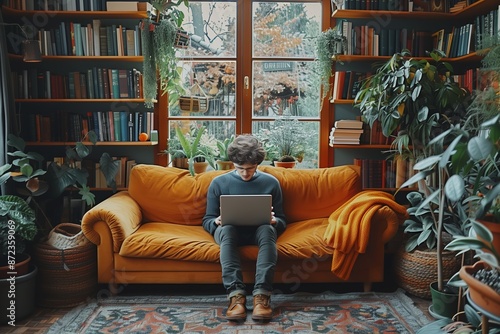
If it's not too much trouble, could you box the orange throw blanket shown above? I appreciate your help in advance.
[323,190,408,280]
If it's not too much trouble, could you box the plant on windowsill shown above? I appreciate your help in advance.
[256,116,311,168]
[215,135,235,170]
[315,27,346,108]
[163,125,218,176]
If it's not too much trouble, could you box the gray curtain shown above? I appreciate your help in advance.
[0,9,17,195]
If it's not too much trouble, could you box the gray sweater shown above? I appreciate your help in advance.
[202,169,287,236]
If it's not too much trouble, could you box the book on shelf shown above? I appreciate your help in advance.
[106,1,156,13]
[329,137,360,146]
[14,68,143,100]
[334,119,363,129]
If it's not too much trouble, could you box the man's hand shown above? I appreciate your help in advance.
[215,216,222,226]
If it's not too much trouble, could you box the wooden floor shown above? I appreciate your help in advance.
[0,282,433,333]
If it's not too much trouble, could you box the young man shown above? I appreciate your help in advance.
[202,134,287,321]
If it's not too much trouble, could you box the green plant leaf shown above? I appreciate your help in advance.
[444,175,464,202]
[467,136,492,161]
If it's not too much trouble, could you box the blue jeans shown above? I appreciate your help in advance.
[214,224,277,298]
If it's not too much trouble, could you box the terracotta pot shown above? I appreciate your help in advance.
[274,161,296,168]
[0,253,31,279]
[172,157,189,169]
[216,160,234,170]
[477,216,500,254]
[460,261,500,317]
[193,161,209,174]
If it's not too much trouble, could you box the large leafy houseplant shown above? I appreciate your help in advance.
[0,133,119,234]
[354,50,469,160]
[400,114,500,295]
[0,195,37,260]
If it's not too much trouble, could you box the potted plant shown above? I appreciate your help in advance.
[164,124,218,176]
[398,113,500,318]
[445,220,500,319]
[354,49,469,162]
[141,0,190,108]
[256,117,311,168]
[1,133,120,233]
[0,196,38,324]
[315,27,346,108]
[215,135,235,170]
[0,195,37,277]
[460,32,500,251]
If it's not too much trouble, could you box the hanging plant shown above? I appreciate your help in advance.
[141,0,190,108]
[315,28,346,108]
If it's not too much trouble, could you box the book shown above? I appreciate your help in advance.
[334,119,363,129]
[106,1,138,11]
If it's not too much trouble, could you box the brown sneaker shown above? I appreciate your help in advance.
[252,294,272,321]
[225,294,247,321]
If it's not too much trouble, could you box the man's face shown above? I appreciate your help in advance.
[233,163,258,181]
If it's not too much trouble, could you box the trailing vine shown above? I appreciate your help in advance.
[315,28,346,108]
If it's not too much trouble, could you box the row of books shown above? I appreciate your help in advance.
[353,157,416,189]
[336,20,433,57]
[34,20,142,57]
[331,71,372,101]
[13,68,143,100]
[328,119,364,145]
[335,0,477,12]
[21,111,154,143]
[6,0,123,11]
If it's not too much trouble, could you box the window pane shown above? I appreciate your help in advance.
[169,61,237,117]
[253,120,319,168]
[253,61,320,118]
[253,2,321,58]
[169,120,236,141]
[179,1,237,58]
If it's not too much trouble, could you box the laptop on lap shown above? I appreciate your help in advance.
[220,194,272,226]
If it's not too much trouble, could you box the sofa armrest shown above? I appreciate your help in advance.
[372,205,403,244]
[82,191,143,253]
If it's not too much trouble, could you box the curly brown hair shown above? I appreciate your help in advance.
[227,134,266,165]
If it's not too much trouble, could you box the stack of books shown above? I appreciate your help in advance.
[329,119,364,146]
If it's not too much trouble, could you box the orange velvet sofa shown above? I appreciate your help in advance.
[82,164,407,292]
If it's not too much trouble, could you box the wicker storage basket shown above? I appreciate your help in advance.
[33,240,97,308]
[394,246,461,299]
[46,223,88,250]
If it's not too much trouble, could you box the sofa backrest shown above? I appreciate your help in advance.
[128,164,361,225]
[259,165,361,222]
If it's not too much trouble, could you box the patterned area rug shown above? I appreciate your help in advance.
[47,289,430,333]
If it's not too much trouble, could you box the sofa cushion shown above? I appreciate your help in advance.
[128,165,227,225]
[120,223,220,262]
[120,219,333,262]
[259,165,361,222]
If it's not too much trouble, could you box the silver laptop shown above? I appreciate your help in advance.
[220,194,272,226]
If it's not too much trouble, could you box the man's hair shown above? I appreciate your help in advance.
[227,134,266,165]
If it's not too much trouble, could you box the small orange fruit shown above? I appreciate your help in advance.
[139,132,149,142]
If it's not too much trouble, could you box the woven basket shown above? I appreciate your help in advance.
[46,223,88,250]
[394,246,461,299]
[33,241,97,308]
